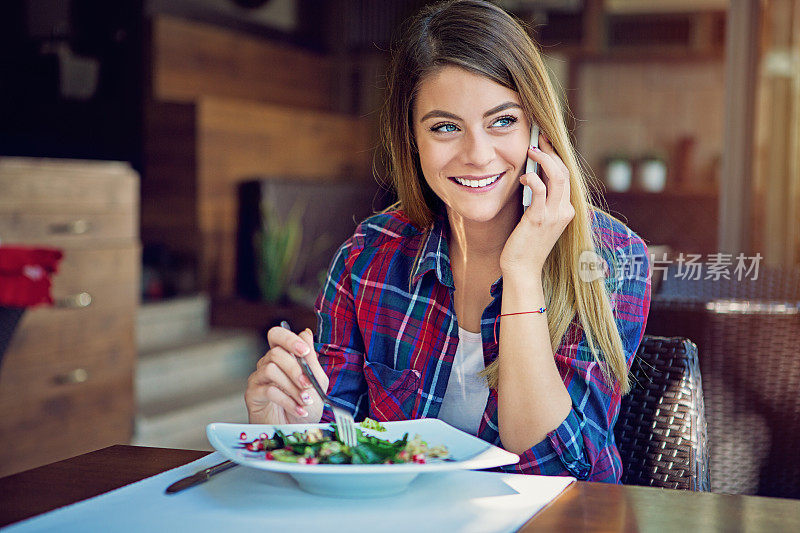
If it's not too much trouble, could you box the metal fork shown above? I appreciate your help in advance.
[280,322,359,448]
[295,356,359,448]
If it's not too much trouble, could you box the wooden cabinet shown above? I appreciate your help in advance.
[0,158,140,477]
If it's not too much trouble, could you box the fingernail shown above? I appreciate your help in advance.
[530,145,540,151]
[294,341,310,356]
[301,392,313,405]
[296,406,308,417]
[303,328,312,335]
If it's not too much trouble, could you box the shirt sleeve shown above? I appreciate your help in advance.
[501,231,651,481]
[314,237,369,424]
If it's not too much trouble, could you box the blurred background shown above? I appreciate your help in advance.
[1,0,798,496]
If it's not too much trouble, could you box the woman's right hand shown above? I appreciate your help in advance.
[245,326,329,424]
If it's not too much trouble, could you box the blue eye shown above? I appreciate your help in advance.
[492,115,518,128]
[431,122,458,133]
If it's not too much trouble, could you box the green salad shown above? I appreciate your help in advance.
[359,418,386,431]
[240,420,448,465]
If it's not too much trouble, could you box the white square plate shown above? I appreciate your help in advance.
[206,419,519,498]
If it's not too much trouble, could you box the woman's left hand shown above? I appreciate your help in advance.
[500,134,575,278]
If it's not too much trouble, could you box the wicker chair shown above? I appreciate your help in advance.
[615,335,710,491]
[655,264,800,303]
[647,265,800,498]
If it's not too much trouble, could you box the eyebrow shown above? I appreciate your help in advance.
[418,102,522,123]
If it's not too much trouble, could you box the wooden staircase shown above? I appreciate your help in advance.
[133,295,264,450]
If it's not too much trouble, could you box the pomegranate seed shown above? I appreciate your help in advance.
[245,441,259,451]
[413,454,426,464]
[265,451,274,460]
[306,458,319,465]
[259,433,268,440]
[240,432,247,440]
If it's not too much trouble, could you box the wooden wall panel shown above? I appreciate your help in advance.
[141,102,199,255]
[150,15,336,110]
[142,96,372,297]
[143,17,373,297]
[196,96,372,296]
[198,97,371,192]
[576,59,725,193]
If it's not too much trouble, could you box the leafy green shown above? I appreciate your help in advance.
[359,417,387,431]
[255,199,304,303]
[242,427,438,465]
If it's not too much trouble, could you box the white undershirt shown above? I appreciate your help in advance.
[437,327,490,436]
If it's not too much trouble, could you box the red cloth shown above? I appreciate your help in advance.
[0,246,63,307]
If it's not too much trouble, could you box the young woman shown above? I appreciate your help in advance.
[245,0,650,482]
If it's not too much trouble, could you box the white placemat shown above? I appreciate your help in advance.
[5,452,575,533]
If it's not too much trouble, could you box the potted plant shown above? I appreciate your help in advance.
[254,199,304,304]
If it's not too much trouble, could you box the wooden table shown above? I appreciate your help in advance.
[2,445,799,531]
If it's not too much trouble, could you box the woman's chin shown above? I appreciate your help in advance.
[445,190,519,224]
[447,201,516,225]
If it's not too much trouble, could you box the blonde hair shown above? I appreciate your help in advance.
[381,0,630,393]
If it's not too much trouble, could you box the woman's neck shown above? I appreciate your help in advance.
[447,200,521,270]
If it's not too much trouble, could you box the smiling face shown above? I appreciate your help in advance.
[412,66,531,226]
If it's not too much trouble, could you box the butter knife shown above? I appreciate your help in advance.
[165,460,237,494]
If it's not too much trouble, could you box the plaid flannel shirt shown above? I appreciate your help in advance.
[315,208,651,482]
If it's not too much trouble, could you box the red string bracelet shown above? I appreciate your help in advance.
[493,307,547,344]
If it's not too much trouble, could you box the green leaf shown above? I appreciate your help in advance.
[254,197,306,302]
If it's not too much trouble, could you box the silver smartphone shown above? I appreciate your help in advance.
[522,124,540,211]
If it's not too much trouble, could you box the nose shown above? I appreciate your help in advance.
[462,129,495,168]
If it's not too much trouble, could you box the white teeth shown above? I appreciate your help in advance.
[453,173,501,188]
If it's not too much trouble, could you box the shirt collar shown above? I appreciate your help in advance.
[410,209,603,298]
[411,212,454,289]
[489,277,503,298]
[410,211,507,296]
